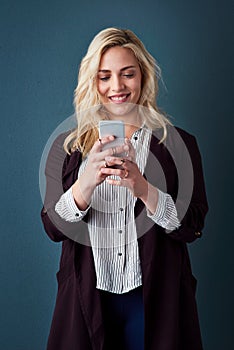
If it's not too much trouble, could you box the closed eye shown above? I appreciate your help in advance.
[99,76,110,81]
[98,72,135,82]
[123,74,134,78]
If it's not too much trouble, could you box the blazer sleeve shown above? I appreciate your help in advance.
[40,132,81,242]
[168,129,209,243]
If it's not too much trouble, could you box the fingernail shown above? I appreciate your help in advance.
[105,156,112,161]
[124,145,129,151]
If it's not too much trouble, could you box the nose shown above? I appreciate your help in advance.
[111,75,125,92]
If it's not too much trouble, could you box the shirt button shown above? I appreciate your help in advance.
[75,213,80,217]
[119,208,124,212]
[134,136,138,140]
[118,253,122,256]
[118,230,123,234]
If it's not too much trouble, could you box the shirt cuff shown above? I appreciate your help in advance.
[146,189,181,232]
[55,187,90,222]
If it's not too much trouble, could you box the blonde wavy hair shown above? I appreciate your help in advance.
[64,27,171,156]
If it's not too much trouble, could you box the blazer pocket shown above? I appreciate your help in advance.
[56,262,74,285]
[181,273,198,296]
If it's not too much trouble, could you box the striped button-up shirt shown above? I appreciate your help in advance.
[55,126,180,293]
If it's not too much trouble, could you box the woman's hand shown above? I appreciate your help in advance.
[72,136,129,210]
[100,138,148,198]
[85,136,129,187]
[100,138,159,214]
[103,157,148,198]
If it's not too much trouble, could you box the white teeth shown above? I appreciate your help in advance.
[110,95,128,101]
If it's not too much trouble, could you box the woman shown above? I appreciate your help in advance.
[41,28,208,350]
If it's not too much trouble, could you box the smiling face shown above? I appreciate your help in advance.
[97,46,142,123]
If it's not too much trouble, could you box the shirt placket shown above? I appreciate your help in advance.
[115,185,128,292]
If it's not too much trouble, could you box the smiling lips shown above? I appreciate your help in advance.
[109,93,131,103]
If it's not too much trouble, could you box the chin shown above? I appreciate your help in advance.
[103,102,138,118]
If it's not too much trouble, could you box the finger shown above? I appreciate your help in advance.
[90,139,104,154]
[91,135,115,153]
[97,168,109,181]
[104,156,127,166]
[114,143,129,155]
[106,178,123,186]
[125,155,133,162]
[100,160,108,169]
[100,135,115,145]
[100,144,129,159]
[100,167,126,177]
[121,169,129,179]
[124,138,136,160]
[104,158,134,171]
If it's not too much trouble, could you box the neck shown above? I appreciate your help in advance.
[125,124,140,139]
[103,106,143,138]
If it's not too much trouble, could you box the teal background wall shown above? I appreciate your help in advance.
[1,0,233,349]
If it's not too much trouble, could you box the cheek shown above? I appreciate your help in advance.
[97,82,107,96]
[132,80,142,96]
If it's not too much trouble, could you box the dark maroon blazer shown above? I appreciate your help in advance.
[41,126,208,350]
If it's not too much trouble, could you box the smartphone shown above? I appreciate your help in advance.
[99,120,125,156]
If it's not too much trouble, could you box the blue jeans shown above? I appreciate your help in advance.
[100,286,144,350]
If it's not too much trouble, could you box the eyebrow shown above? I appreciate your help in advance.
[98,65,136,73]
